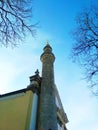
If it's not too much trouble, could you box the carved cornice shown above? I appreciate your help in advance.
[40,53,55,63]
[57,107,69,124]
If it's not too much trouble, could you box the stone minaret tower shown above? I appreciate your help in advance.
[38,43,57,130]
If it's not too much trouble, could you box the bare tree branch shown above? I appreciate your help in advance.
[0,0,36,47]
[71,4,98,95]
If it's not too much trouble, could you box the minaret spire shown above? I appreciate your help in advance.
[38,43,57,130]
[46,39,50,46]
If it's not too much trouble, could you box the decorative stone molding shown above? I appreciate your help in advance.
[27,69,41,94]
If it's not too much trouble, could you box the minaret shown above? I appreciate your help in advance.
[38,43,57,130]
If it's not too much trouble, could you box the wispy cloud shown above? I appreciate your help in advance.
[0,45,40,94]
[64,80,98,130]
[0,30,53,94]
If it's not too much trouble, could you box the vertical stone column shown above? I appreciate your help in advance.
[27,70,41,130]
[38,44,57,130]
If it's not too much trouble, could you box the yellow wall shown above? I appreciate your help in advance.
[0,90,34,130]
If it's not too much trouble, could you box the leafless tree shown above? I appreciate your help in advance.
[0,0,35,47]
[71,5,98,95]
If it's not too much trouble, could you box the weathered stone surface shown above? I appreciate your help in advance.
[38,44,57,130]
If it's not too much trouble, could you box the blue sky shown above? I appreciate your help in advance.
[0,0,98,130]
